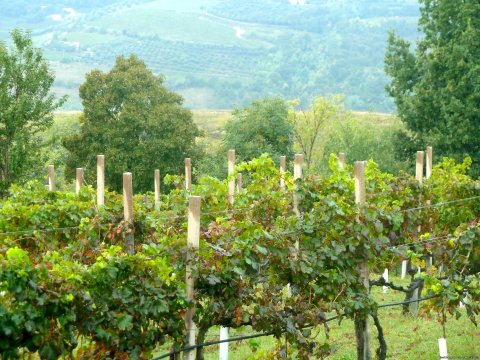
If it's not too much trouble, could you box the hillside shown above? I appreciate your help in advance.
[0,0,420,111]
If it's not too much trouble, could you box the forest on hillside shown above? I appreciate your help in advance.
[0,0,419,110]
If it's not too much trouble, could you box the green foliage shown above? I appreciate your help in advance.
[224,97,294,163]
[0,154,479,358]
[0,29,66,192]
[289,95,344,171]
[62,55,202,193]
[385,0,480,173]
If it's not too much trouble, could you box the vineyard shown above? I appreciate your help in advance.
[0,150,479,359]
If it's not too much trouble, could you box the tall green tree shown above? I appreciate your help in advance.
[224,97,294,163]
[385,0,480,171]
[0,29,66,191]
[63,55,201,193]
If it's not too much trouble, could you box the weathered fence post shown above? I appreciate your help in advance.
[293,154,303,218]
[354,161,371,360]
[338,152,345,169]
[227,149,235,206]
[409,151,425,316]
[237,173,242,193]
[154,169,160,207]
[426,146,433,179]
[280,155,286,190]
[123,172,134,254]
[185,158,192,191]
[220,150,235,359]
[97,155,105,206]
[47,165,55,191]
[75,168,84,195]
[425,146,433,268]
[185,196,200,360]
[293,154,303,255]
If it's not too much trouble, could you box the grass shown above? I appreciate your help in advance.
[153,274,479,359]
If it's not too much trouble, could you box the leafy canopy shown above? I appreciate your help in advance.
[63,55,201,192]
[0,29,65,192]
[385,0,480,172]
[224,97,294,163]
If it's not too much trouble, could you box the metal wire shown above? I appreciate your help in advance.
[151,294,441,360]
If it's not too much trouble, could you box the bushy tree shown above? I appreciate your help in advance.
[63,55,201,192]
[288,96,343,170]
[224,97,294,163]
[0,29,66,192]
[385,0,480,171]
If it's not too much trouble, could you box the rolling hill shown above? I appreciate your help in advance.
[0,0,420,111]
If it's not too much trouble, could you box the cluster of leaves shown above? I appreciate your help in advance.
[0,154,479,359]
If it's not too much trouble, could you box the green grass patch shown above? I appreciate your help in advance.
[153,274,479,359]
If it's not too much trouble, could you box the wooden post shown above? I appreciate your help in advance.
[338,152,345,169]
[185,158,192,191]
[222,150,235,358]
[227,149,235,206]
[47,165,55,191]
[185,196,200,360]
[293,154,303,217]
[409,151,425,316]
[426,146,433,179]
[97,155,105,206]
[354,161,371,360]
[293,154,303,255]
[154,169,160,207]
[280,155,286,190]
[237,173,242,193]
[416,151,424,184]
[425,146,433,268]
[75,168,84,195]
[123,172,134,254]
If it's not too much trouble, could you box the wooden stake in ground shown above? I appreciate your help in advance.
[338,152,345,169]
[293,154,303,218]
[409,151,424,316]
[354,161,371,360]
[237,173,242,193]
[47,165,55,191]
[97,155,105,206]
[123,172,134,254]
[227,149,235,206]
[426,146,433,179]
[185,196,200,360]
[185,158,192,191]
[220,150,236,359]
[425,146,433,268]
[280,155,286,190]
[76,168,84,195]
[154,169,160,207]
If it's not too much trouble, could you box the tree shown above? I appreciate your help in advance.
[385,0,480,171]
[0,29,66,191]
[224,97,294,163]
[288,96,342,171]
[63,55,201,193]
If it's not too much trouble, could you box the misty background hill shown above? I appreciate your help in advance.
[0,0,420,111]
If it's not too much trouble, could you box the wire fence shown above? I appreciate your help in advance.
[151,295,444,360]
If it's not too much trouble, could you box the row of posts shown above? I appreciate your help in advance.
[45,149,432,360]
